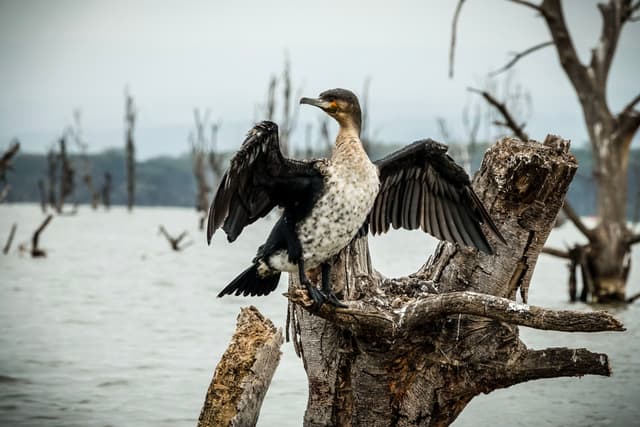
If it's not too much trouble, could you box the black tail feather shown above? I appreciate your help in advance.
[218,264,281,298]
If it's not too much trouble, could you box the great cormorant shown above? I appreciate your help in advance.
[207,88,506,308]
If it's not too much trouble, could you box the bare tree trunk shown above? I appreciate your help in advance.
[537,0,640,302]
[125,90,136,211]
[199,306,283,427]
[0,140,20,200]
[57,136,74,213]
[47,148,58,209]
[286,136,622,426]
[452,0,640,302]
[37,179,47,213]
[191,110,212,229]
[3,223,17,255]
[101,172,112,210]
[31,214,53,258]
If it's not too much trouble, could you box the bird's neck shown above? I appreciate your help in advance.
[333,122,366,161]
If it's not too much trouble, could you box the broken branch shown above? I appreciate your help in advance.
[402,291,624,332]
[448,0,467,78]
[468,87,529,140]
[489,41,553,76]
[507,0,544,13]
[562,200,593,240]
[541,246,570,259]
[495,347,611,389]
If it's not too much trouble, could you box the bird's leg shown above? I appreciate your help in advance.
[297,258,325,310]
[282,215,324,310]
[321,262,347,308]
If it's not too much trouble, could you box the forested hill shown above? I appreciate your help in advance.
[4,145,640,219]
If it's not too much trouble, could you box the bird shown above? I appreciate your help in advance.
[207,88,506,309]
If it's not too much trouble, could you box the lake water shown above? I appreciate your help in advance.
[1,204,639,427]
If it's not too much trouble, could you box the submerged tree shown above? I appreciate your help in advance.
[191,109,213,229]
[46,146,58,210]
[450,0,640,302]
[101,172,112,210]
[0,139,20,202]
[125,88,137,211]
[69,110,100,209]
[57,135,75,213]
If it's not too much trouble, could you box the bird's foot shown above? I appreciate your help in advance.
[321,290,348,308]
[302,279,326,312]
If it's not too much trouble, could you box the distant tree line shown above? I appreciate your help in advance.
[4,145,640,218]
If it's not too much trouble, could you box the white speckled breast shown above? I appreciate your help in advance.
[268,139,379,272]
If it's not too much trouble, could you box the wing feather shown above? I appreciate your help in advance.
[368,139,506,253]
[207,121,323,244]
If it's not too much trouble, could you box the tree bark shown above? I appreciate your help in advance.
[287,136,623,426]
[199,306,283,427]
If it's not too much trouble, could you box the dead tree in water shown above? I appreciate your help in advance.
[450,0,640,302]
[101,172,112,210]
[69,110,100,209]
[3,223,17,255]
[30,214,53,258]
[261,55,300,157]
[125,89,136,211]
[37,179,47,213]
[158,225,191,251]
[0,139,20,202]
[57,135,75,213]
[46,148,58,209]
[277,136,622,426]
[191,109,213,229]
[208,121,224,187]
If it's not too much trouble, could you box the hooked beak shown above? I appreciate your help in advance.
[300,97,336,112]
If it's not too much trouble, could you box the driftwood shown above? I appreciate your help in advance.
[158,225,191,251]
[3,223,17,255]
[199,306,283,427]
[284,136,623,426]
[31,215,53,258]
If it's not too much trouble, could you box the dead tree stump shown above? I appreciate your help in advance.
[286,136,623,426]
[199,306,284,427]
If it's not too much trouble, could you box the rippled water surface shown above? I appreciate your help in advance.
[1,204,639,426]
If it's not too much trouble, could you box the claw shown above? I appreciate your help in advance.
[322,290,348,308]
[302,279,325,311]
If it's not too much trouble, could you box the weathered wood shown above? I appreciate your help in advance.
[287,136,623,426]
[199,306,283,427]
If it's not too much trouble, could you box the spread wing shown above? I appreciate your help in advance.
[367,139,506,254]
[207,121,323,244]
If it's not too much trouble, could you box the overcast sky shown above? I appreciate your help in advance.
[1,0,638,158]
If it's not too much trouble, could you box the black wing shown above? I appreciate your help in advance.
[207,121,323,244]
[367,139,506,254]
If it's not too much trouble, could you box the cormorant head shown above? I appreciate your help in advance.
[300,88,362,134]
